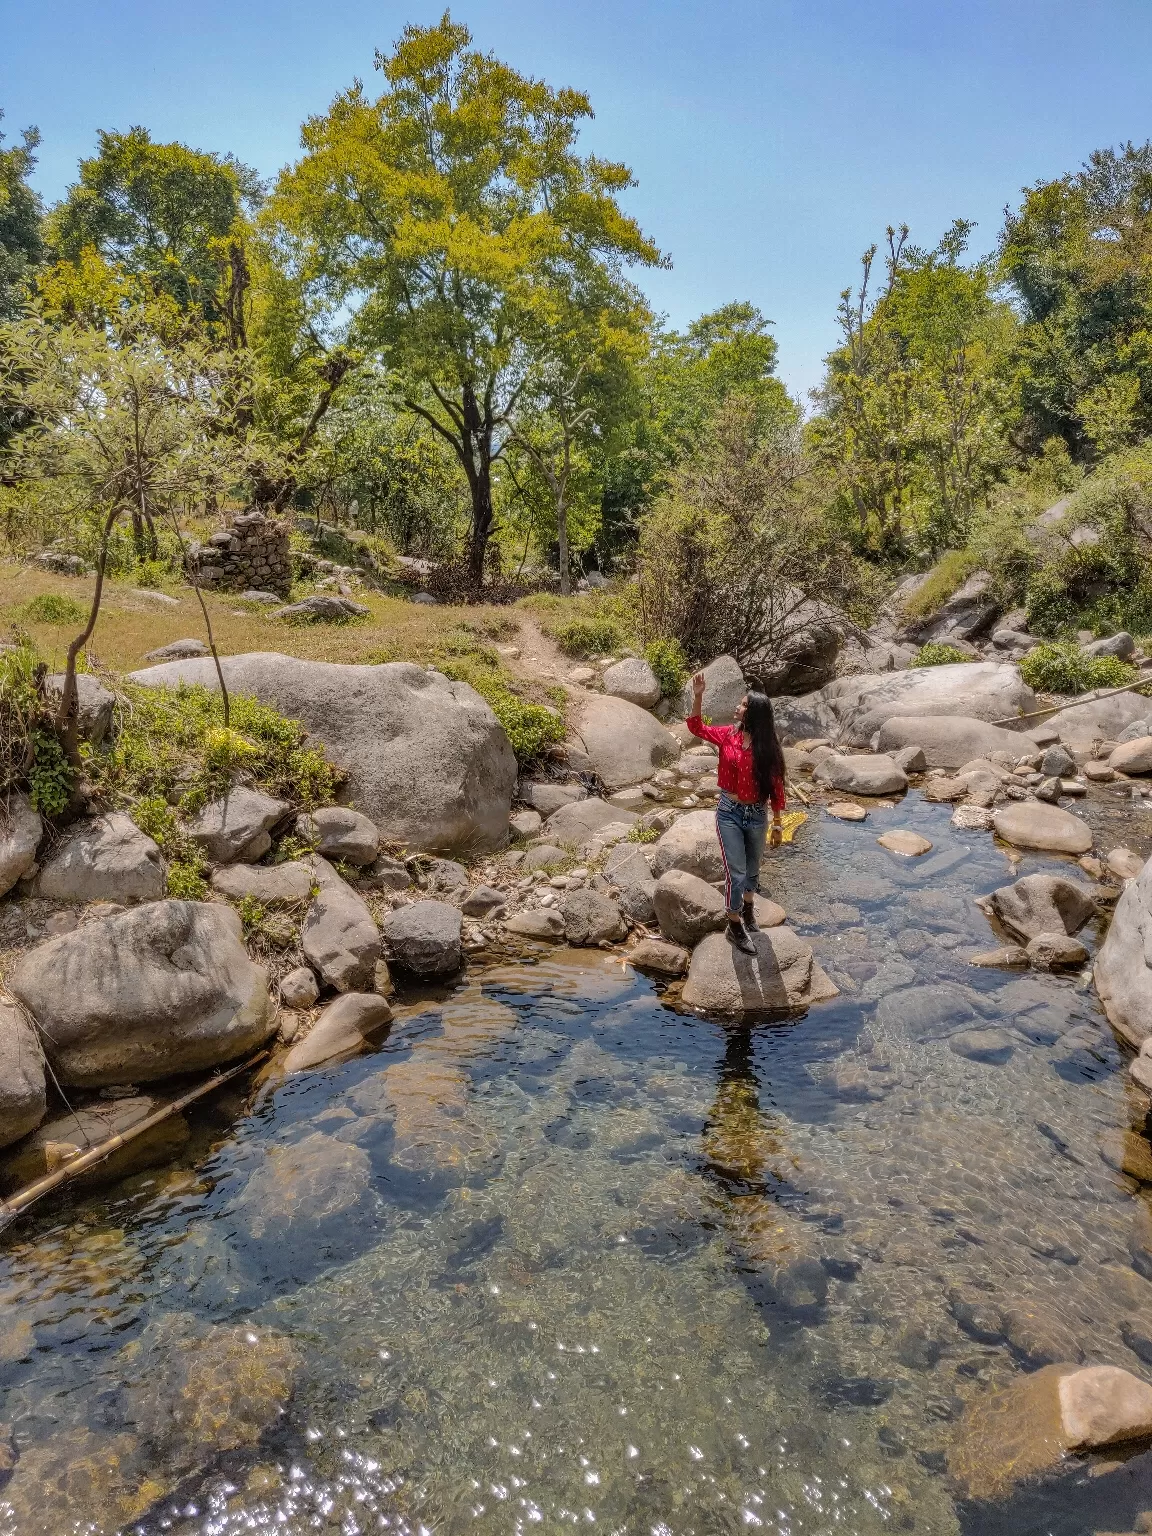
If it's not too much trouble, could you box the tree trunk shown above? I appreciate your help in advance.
[466,457,495,589]
[557,491,570,596]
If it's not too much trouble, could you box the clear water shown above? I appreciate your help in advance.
[2,788,1152,1536]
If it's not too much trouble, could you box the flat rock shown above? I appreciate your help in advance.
[992,801,1093,854]
[949,1026,1015,1065]
[301,856,381,990]
[383,899,463,976]
[544,796,637,846]
[462,884,506,917]
[570,693,680,791]
[951,804,995,831]
[814,753,908,796]
[604,842,654,887]
[629,938,690,976]
[0,1000,46,1149]
[602,656,661,708]
[295,805,379,866]
[653,868,727,946]
[503,908,566,940]
[0,791,41,897]
[675,654,747,723]
[681,925,839,1014]
[988,872,1096,941]
[188,787,288,865]
[1046,692,1152,751]
[8,900,274,1086]
[44,673,116,747]
[876,714,1032,769]
[274,593,369,622]
[282,992,392,1072]
[127,654,517,853]
[519,781,586,816]
[1096,858,1152,1048]
[1026,931,1089,970]
[211,860,313,906]
[509,809,543,838]
[877,829,932,856]
[1111,737,1152,775]
[826,801,868,821]
[279,965,319,1010]
[561,889,627,946]
[34,811,165,904]
[521,843,569,871]
[649,809,725,882]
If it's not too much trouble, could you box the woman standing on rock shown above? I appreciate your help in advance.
[686,672,785,955]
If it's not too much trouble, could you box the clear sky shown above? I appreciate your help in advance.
[4,0,1151,399]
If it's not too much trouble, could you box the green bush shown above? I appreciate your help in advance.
[910,643,974,668]
[1018,642,1137,696]
[435,652,565,766]
[626,823,660,844]
[552,616,623,657]
[899,551,980,619]
[28,729,74,816]
[643,638,688,699]
[22,592,86,625]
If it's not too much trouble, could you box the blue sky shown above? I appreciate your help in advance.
[4,0,1151,398]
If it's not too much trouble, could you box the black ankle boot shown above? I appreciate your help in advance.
[742,900,758,932]
[726,918,756,955]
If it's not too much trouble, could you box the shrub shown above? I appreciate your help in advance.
[643,637,688,698]
[552,616,623,657]
[22,592,86,625]
[1019,642,1137,696]
[0,641,77,815]
[626,823,660,844]
[434,651,565,766]
[28,729,74,816]
[910,643,973,668]
[899,550,980,620]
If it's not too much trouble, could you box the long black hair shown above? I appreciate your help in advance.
[743,690,785,805]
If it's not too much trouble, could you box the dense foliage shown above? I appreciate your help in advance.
[1017,642,1136,696]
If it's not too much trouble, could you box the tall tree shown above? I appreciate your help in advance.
[267,12,663,587]
[0,112,44,320]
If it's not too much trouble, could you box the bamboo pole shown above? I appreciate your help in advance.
[0,1050,268,1230]
[991,674,1152,728]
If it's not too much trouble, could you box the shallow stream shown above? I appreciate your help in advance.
[2,789,1152,1536]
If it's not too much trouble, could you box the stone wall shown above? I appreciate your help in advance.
[192,512,292,596]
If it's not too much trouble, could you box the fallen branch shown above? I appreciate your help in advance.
[0,1049,268,1232]
[992,675,1152,727]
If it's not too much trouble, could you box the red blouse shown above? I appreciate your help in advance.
[686,717,786,812]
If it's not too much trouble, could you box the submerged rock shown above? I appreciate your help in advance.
[987,872,1096,941]
[234,1131,372,1238]
[681,925,839,1014]
[1,1095,190,1193]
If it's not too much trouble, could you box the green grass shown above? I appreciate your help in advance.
[1018,642,1138,696]
[551,616,624,657]
[899,550,980,620]
[910,642,974,668]
[21,592,86,625]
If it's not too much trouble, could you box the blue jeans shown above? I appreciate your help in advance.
[715,793,768,913]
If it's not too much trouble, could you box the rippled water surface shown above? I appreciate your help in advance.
[3,789,1152,1536]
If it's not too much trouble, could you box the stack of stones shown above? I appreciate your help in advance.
[192,512,292,596]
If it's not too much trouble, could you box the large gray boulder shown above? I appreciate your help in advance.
[384,899,463,976]
[44,673,116,747]
[301,856,381,991]
[296,805,380,866]
[127,654,517,853]
[188,787,288,865]
[675,655,747,723]
[1046,691,1152,751]
[681,926,839,1014]
[282,993,392,1073]
[649,809,724,883]
[8,901,275,1086]
[987,873,1096,942]
[876,715,1035,770]
[0,1000,46,1149]
[813,753,908,796]
[602,656,661,708]
[569,693,680,791]
[1096,856,1152,1049]
[992,802,1093,855]
[0,791,42,897]
[653,869,727,945]
[901,570,1000,645]
[773,664,1036,747]
[1110,736,1152,775]
[34,811,165,904]
[544,796,637,846]
[1082,631,1135,659]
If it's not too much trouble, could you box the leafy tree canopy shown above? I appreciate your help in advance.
[0,112,45,319]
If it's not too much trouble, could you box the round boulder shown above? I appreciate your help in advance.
[653,868,727,946]
[602,657,661,708]
[295,805,380,866]
[814,754,908,796]
[561,889,627,946]
[384,899,463,976]
[569,693,680,791]
[992,802,1093,855]
[649,809,724,883]
[681,925,839,1014]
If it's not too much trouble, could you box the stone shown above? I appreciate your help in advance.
[1103,1129,1152,1183]
[519,781,586,816]
[211,860,313,906]
[383,899,463,976]
[1047,692,1152,751]
[363,853,411,891]
[509,809,543,838]
[1111,737,1152,775]
[521,843,569,871]
[1120,719,1152,742]
[774,663,1036,748]
[877,829,932,857]
[987,872,1096,941]
[503,908,566,940]
[8,901,274,1086]
[0,791,41,897]
[949,1026,1015,1064]
[241,589,281,604]
[1027,931,1090,970]
[992,801,1093,854]
[128,654,517,853]
[561,889,627,946]
[649,809,725,882]
[567,665,596,685]
[1096,858,1152,1048]
[33,811,165,904]
[301,856,381,991]
[814,753,908,796]
[629,938,690,976]
[951,804,995,831]
[750,893,786,927]
[653,868,727,945]
[604,841,654,887]
[681,925,839,1014]
[569,693,680,791]
[991,627,1033,651]
[1,1095,189,1192]
[903,568,1000,645]
[273,593,369,622]
[0,1000,46,1149]
[876,714,1034,769]
[969,946,1029,968]
[279,966,319,1010]
[675,654,747,723]
[1109,847,1147,882]
[295,805,379,866]
[44,673,116,747]
[615,878,657,925]
[826,801,868,821]
[462,884,506,917]
[282,993,392,1072]
[420,856,469,898]
[1084,631,1137,659]
[602,656,662,708]
[544,796,637,846]
[1041,743,1077,777]
[1084,759,1117,782]
[188,787,288,865]
[890,743,927,773]
[232,1130,372,1239]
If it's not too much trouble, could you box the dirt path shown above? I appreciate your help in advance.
[510,617,573,689]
